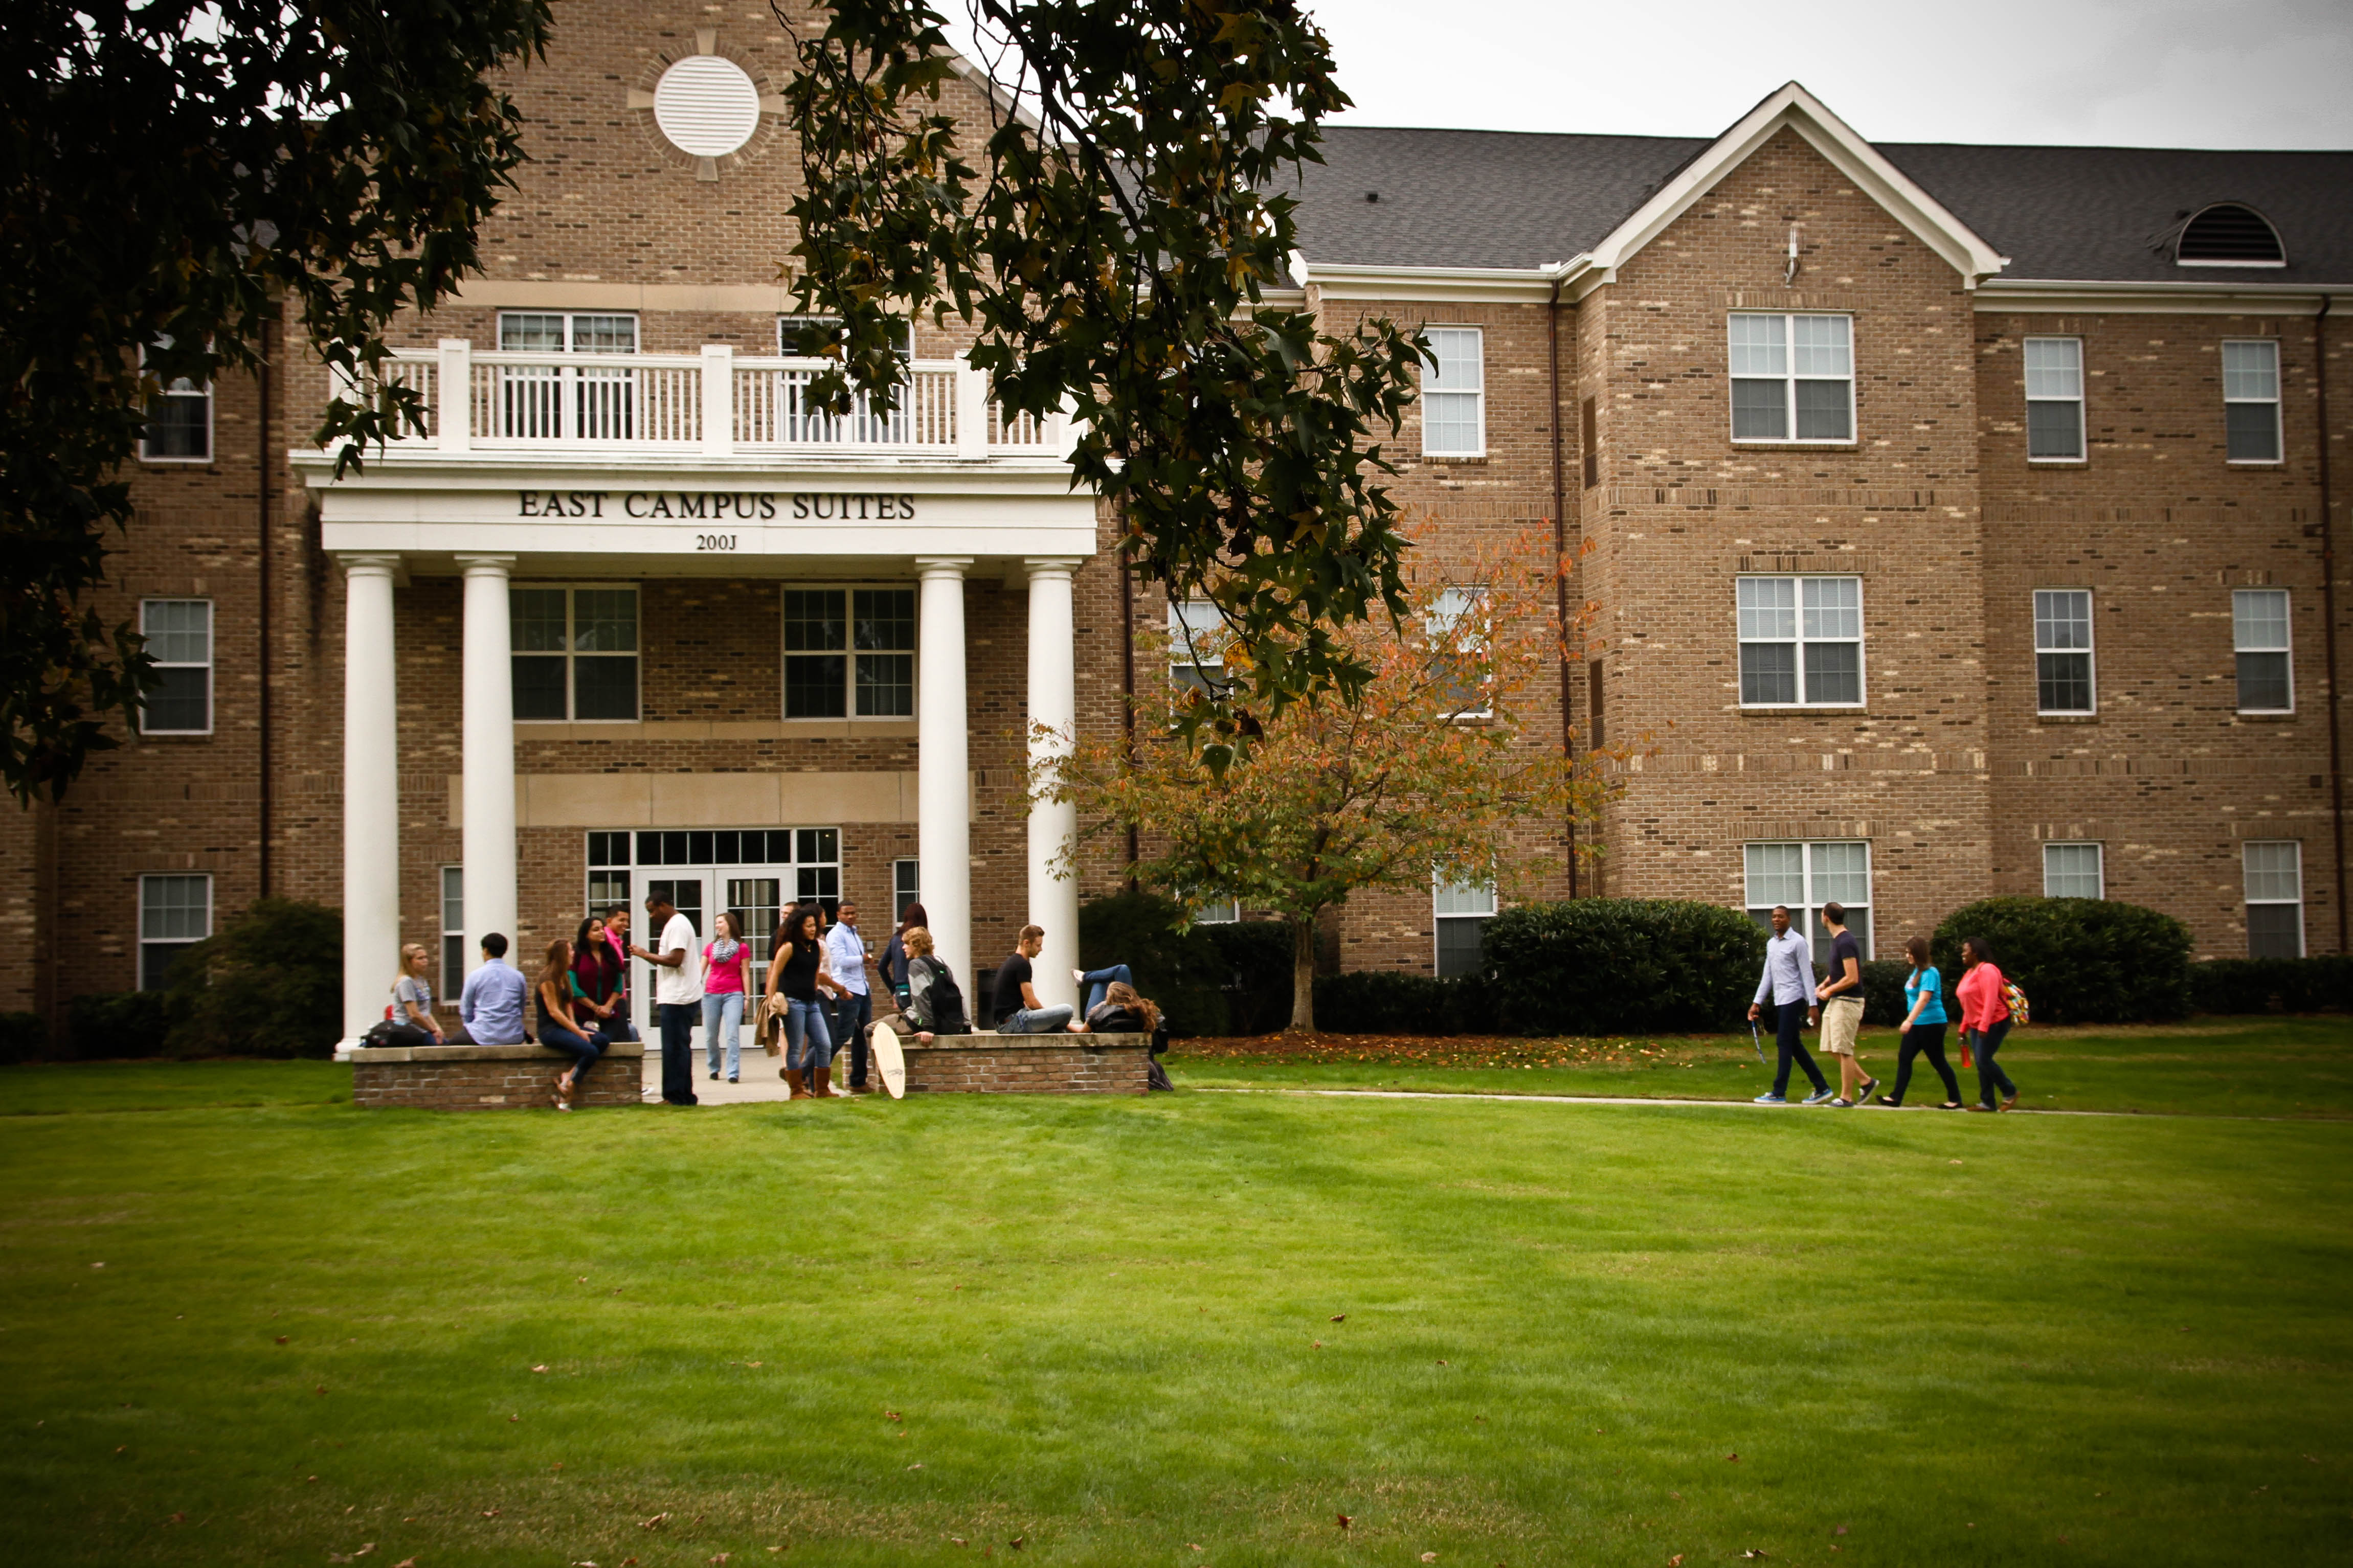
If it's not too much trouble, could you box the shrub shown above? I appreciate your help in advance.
[1202,920,1295,1036]
[1858,960,1922,1027]
[68,991,173,1060]
[1311,970,1491,1036]
[163,897,343,1059]
[0,1010,52,1065]
[1077,891,1231,1038]
[1483,899,1765,1036]
[2188,957,2353,1015]
[1930,897,2191,1025]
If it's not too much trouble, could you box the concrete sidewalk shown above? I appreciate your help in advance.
[639,1046,882,1105]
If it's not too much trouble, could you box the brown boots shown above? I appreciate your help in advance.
[783,1066,806,1098]
[812,1066,839,1098]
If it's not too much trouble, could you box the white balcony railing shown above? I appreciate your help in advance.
[347,340,1071,461]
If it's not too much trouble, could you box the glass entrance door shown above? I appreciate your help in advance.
[730,878,783,998]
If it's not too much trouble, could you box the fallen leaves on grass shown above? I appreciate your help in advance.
[394,1559,416,1567]
[275,1335,288,1345]
[885,1411,903,1422]
[710,1555,731,1564]
[1330,1313,1347,1322]
[532,1365,549,1374]
[90,1262,105,1269]
[1422,1554,1439,1563]
[481,1508,501,1518]
[508,1414,520,1423]
[1835,1526,1848,1536]
[1670,1557,1683,1566]
[639,1513,668,1531]
[1337,1515,1351,1530]
[1009,1537,1024,1551]
[1725,1454,1739,1462]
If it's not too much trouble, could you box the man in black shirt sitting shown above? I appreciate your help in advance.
[992,924,1079,1033]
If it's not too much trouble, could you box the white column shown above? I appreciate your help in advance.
[699,343,733,459]
[1025,558,1083,1011]
[436,339,472,453]
[339,555,402,1052]
[458,556,519,975]
[916,558,973,987]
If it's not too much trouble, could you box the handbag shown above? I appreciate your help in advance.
[758,993,788,1056]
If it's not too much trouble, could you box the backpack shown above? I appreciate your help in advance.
[2002,979,2030,1026]
[909,956,970,1035]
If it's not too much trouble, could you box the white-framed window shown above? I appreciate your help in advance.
[139,873,211,991]
[1743,841,1872,960]
[498,312,639,353]
[1420,327,1485,457]
[494,313,639,442]
[439,866,465,995]
[2233,588,2293,714]
[781,586,916,719]
[1737,576,1863,707]
[511,585,640,721]
[1433,873,1496,978]
[139,337,212,462]
[778,315,910,358]
[2223,339,2282,463]
[2025,337,2085,461]
[1426,585,1491,719]
[1190,894,1240,925]
[138,599,213,734]
[2033,589,2096,715]
[1168,600,1227,698]
[1729,313,1853,443]
[2042,842,2105,899]
[892,858,922,923]
[2243,840,2304,958]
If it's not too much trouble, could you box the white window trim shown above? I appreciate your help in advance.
[511,583,642,724]
[1432,872,1497,977]
[2042,842,2105,899]
[2242,840,2305,958]
[1193,895,1240,925]
[138,872,212,990]
[1168,599,1228,698]
[1728,312,1856,446]
[1741,840,1874,961]
[1419,326,1487,459]
[2222,338,2283,466]
[439,865,465,1000]
[1426,585,1494,721]
[496,311,641,353]
[891,858,922,922]
[137,339,215,464]
[778,582,920,723]
[2032,588,2097,717]
[2023,336,2087,464]
[1736,575,1867,710]
[137,598,215,736]
[2232,587,2294,715]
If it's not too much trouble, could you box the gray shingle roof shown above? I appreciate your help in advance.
[1292,125,2353,285]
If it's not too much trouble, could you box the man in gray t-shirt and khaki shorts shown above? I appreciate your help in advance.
[1814,901,1877,1107]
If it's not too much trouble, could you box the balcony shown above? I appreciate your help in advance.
[352,340,1070,463]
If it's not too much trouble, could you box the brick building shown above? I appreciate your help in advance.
[2,5,2345,1046]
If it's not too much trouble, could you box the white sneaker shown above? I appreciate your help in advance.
[1072,968,1087,988]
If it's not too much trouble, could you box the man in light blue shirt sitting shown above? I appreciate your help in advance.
[458,931,529,1047]
[1747,905,1832,1104]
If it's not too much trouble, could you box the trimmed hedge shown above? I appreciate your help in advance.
[2189,956,2353,1015]
[1202,920,1294,1036]
[1311,970,1491,1036]
[68,990,172,1060]
[1484,899,1765,1036]
[0,1010,51,1065]
[1077,892,1234,1038]
[1931,897,2190,1025]
[163,896,343,1059]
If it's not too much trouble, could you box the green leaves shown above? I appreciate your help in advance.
[781,0,1424,739]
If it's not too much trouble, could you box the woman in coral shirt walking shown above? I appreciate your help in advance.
[1955,935,2020,1112]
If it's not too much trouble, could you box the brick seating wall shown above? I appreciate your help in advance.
[350,1040,646,1110]
[899,1032,1151,1095]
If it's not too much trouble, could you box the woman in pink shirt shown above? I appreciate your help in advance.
[701,911,752,1083]
[1955,935,2019,1112]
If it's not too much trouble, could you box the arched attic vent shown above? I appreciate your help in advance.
[2175,203,2286,267]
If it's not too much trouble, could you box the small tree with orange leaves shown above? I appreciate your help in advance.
[1036,529,1623,1032]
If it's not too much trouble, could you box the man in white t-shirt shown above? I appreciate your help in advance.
[629,892,703,1105]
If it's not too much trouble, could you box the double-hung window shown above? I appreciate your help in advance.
[2243,842,2304,958]
[1420,327,1485,456]
[1730,314,1852,442]
[140,354,213,462]
[2222,339,2282,463]
[495,312,639,441]
[2042,843,2105,899]
[2233,588,2292,713]
[1426,586,1491,719]
[1743,842,1872,958]
[440,867,466,994]
[2025,337,2086,460]
[139,599,214,734]
[1737,576,1863,707]
[1433,873,1496,978]
[893,859,922,923]
[782,587,916,718]
[512,586,640,721]
[2033,589,2096,715]
[1168,600,1227,699]
[139,873,211,991]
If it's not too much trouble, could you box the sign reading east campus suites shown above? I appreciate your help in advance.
[516,490,919,520]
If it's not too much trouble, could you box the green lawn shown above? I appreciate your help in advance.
[2,1039,2349,1566]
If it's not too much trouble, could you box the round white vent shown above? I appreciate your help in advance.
[653,55,761,158]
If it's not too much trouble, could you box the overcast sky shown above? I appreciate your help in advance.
[1304,0,2353,149]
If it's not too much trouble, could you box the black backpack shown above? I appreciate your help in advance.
[911,957,970,1035]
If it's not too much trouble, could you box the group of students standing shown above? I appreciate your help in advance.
[1746,901,2022,1111]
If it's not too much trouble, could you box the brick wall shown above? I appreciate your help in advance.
[351,1042,646,1110]
[899,1034,1151,1095]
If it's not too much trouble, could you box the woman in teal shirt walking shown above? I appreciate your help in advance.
[1877,935,1963,1108]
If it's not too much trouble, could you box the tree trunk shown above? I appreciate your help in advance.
[1288,916,1318,1033]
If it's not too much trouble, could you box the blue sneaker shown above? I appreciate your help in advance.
[1752,1091,1789,1104]
[1801,1087,1838,1105]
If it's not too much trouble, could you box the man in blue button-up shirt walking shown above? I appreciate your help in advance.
[1747,905,1832,1104]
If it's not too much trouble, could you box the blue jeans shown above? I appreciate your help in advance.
[592,1011,638,1046]
[539,1021,602,1083]
[1080,964,1132,1014]
[783,997,833,1075]
[831,989,872,1085]
[999,1005,1074,1034]
[702,991,744,1078]
[1972,1019,2017,1107]
[1770,999,1829,1097]
[657,1003,698,1105]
